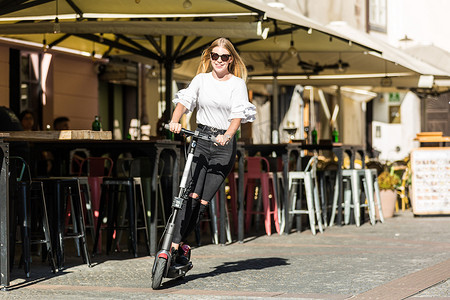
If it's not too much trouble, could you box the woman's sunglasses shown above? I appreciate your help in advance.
[210,52,231,62]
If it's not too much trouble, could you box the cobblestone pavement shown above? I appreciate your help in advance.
[1,211,449,299]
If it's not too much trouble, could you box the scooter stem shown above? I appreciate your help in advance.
[160,138,198,252]
[160,209,178,251]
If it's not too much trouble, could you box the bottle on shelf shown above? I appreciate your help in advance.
[92,116,102,131]
[311,127,318,145]
[332,127,339,143]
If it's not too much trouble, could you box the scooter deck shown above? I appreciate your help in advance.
[167,262,193,278]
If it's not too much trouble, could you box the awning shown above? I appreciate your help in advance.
[244,20,450,88]
[403,44,450,92]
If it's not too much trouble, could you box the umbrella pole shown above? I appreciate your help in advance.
[165,36,174,122]
[272,71,279,144]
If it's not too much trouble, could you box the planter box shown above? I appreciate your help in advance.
[375,190,397,219]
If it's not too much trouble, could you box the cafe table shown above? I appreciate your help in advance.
[0,130,181,289]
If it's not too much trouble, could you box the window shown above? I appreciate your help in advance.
[20,53,39,113]
[368,0,387,32]
[389,105,401,124]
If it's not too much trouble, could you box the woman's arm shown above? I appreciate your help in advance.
[169,103,187,133]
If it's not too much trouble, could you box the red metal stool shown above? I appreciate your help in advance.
[78,157,113,253]
[244,156,280,236]
[227,171,239,233]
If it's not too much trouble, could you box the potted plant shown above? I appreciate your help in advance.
[376,169,401,218]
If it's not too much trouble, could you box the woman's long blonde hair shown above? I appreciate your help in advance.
[196,37,247,81]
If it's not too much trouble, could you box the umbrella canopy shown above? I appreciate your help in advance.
[0,0,384,123]
[241,19,450,88]
[0,1,377,79]
[0,0,375,59]
[1,0,447,104]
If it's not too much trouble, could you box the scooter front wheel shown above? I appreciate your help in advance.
[151,257,167,289]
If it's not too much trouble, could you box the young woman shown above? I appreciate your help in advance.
[168,37,256,264]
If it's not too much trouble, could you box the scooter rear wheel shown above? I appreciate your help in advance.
[151,257,167,289]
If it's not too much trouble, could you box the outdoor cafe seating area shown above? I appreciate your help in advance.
[0,128,394,284]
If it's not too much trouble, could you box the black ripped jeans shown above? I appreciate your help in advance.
[172,126,236,244]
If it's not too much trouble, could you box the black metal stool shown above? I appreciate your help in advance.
[41,177,92,270]
[93,177,150,257]
[9,156,56,277]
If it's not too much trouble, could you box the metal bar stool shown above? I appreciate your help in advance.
[40,177,92,270]
[9,156,56,277]
[365,169,384,223]
[287,155,324,235]
[113,156,168,255]
[316,168,337,229]
[77,157,114,253]
[266,157,285,234]
[328,169,376,227]
[195,182,232,246]
[93,176,150,257]
[226,171,239,234]
[244,156,281,236]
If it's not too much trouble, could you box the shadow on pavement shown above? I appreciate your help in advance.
[161,257,289,289]
[6,269,69,291]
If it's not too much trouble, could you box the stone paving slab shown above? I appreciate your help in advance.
[352,258,450,299]
[1,211,449,299]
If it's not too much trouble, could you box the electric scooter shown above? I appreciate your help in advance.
[151,124,217,289]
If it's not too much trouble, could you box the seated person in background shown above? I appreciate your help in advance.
[39,116,71,175]
[0,106,22,131]
[0,106,29,161]
[19,110,37,131]
[52,116,87,175]
[0,107,29,255]
[53,116,70,130]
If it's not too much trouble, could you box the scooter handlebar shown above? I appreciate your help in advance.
[164,123,217,143]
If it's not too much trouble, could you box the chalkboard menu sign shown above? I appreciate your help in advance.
[411,148,450,215]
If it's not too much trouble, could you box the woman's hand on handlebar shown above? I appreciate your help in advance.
[215,134,231,146]
[169,121,182,134]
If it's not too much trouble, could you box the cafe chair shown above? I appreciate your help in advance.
[287,155,324,235]
[391,160,411,212]
[244,156,281,236]
[92,158,150,257]
[69,148,90,175]
[9,156,56,277]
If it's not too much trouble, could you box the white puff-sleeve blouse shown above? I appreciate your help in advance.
[173,72,256,130]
